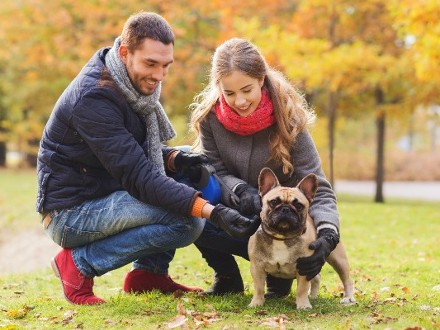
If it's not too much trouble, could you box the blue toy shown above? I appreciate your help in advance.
[194,164,222,204]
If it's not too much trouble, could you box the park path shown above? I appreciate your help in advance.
[0,226,59,275]
[1,181,439,275]
[334,180,440,201]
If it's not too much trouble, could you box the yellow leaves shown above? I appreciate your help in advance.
[388,0,440,86]
[4,306,33,320]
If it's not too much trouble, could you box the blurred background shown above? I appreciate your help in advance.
[0,0,439,202]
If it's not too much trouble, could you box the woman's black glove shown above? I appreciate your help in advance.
[234,184,262,216]
[173,151,209,182]
[296,228,340,280]
[210,204,261,238]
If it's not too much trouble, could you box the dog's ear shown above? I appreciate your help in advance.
[258,168,280,197]
[297,173,318,203]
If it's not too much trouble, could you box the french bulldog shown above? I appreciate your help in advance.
[248,168,356,309]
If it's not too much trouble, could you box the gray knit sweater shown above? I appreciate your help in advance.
[200,111,340,234]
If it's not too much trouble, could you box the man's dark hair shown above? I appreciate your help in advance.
[121,11,174,52]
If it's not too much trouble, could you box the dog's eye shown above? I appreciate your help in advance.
[292,200,304,212]
[269,197,281,208]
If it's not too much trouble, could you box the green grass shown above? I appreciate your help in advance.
[1,168,440,329]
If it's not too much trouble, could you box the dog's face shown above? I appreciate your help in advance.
[258,168,318,239]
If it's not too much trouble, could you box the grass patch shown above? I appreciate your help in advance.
[1,168,440,329]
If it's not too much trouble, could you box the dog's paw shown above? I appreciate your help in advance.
[340,296,356,305]
[296,303,312,309]
[248,298,265,307]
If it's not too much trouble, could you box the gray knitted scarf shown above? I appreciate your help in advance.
[105,37,176,174]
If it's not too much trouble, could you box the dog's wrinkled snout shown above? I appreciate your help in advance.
[279,205,293,216]
[271,205,302,232]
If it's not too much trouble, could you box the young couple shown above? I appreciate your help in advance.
[37,11,342,305]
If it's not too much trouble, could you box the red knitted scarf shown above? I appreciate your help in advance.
[214,88,275,136]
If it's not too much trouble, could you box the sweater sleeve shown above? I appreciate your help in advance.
[292,130,340,234]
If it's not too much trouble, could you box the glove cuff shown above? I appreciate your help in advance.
[209,204,223,226]
[234,183,258,196]
[233,183,248,196]
[318,228,340,250]
[166,150,180,172]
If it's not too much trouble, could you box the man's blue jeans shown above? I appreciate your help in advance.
[44,190,205,278]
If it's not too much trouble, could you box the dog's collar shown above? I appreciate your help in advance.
[261,224,302,241]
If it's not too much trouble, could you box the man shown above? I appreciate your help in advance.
[36,11,259,305]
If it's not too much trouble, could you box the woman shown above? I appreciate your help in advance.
[190,38,342,297]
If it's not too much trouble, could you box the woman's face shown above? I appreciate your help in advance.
[219,70,264,117]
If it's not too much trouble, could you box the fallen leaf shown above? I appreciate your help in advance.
[401,287,411,294]
[5,309,27,319]
[431,318,440,329]
[383,297,397,304]
[260,318,282,328]
[187,310,221,326]
[166,314,187,328]
[368,312,397,325]
[4,306,32,320]
[260,316,289,329]
[63,309,77,319]
[255,309,268,315]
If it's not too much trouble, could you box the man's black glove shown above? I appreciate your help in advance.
[173,151,209,182]
[296,228,340,280]
[210,204,261,238]
[234,184,262,216]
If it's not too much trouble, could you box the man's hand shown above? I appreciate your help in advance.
[209,204,261,238]
[234,184,262,216]
[296,228,340,280]
[173,151,209,182]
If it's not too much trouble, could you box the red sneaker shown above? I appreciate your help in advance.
[51,248,105,305]
[123,269,203,294]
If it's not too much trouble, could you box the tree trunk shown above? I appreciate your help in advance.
[0,142,6,167]
[375,87,385,203]
[326,91,337,187]
[26,138,39,167]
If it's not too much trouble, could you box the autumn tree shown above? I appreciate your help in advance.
[0,0,138,164]
[0,0,298,161]
[235,0,419,203]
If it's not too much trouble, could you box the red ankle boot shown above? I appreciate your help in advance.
[51,248,105,305]
[123,269,203,294]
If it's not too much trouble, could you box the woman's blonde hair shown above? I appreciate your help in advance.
[189,38,315,174]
